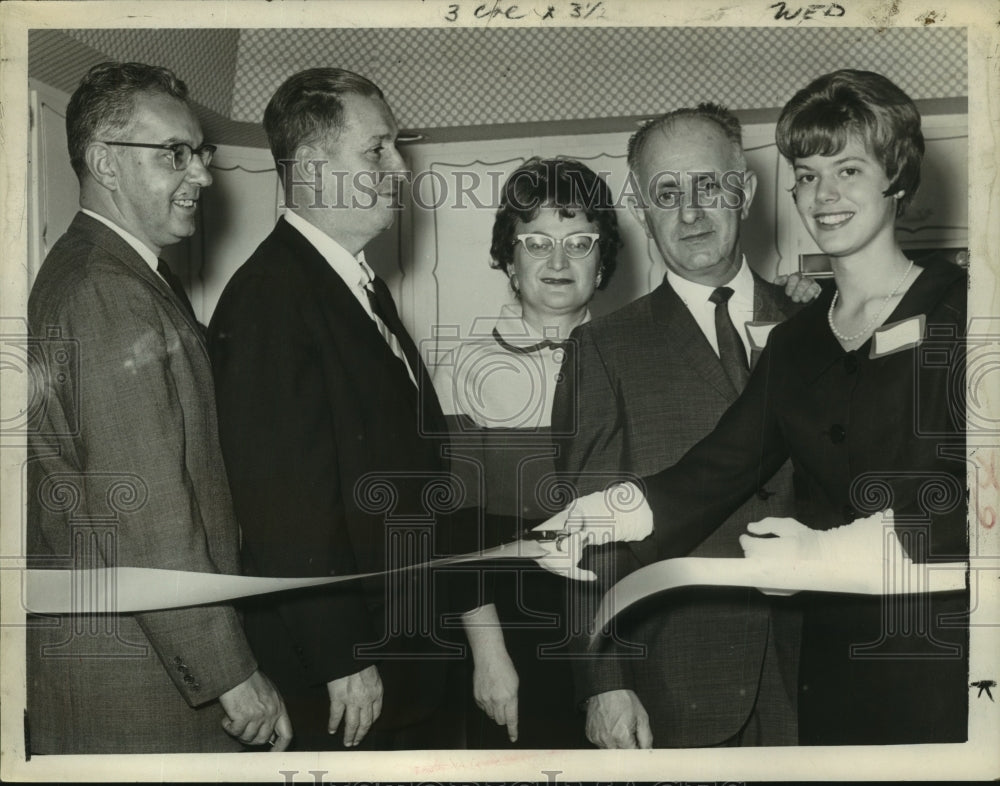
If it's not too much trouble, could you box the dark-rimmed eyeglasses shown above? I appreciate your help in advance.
[100,141,217,171]
[514,232,600,259]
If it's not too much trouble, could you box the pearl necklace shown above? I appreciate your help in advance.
[827,259,914,343]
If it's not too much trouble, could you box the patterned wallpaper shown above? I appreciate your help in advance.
[30,26,966,135]
[30,29,241,117]
[229,26,966,128]
[64,29,241,116]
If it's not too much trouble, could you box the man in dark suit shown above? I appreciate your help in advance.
[26,61,291,754]
[552,104,815,748]
[208,68,461,751]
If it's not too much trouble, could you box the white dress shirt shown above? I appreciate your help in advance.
[283,210,417,385]
[666,255,755,363]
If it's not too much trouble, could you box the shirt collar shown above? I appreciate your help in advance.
[494,302,591,346]
[81,209,159,273]
[283,210,370,289]
[666,254,753,306]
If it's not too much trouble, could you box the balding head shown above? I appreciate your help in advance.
[625,104,758,287]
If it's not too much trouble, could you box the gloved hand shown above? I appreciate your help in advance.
[560,483,654,542]
[529,482,652,580]
[528,529,598,582]
[740,509,911,576]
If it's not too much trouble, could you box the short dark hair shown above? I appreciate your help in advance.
[263,68,385,183]
[66,61,189,180]
[775,69,924,215]
[627,102,746,172]
[489,157,621,291]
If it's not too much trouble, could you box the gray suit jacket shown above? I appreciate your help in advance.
[26,212,257,754]
[552,271,802,746]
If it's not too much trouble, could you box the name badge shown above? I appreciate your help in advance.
[745,321,779,352]
[870,315,926,358]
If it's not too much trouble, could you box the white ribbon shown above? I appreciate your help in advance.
[22,541,547,614]
[20,547,967,623]
[588,556,968,642]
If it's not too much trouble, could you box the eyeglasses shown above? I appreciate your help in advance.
[100,141,217,170]
[514,232,600,259]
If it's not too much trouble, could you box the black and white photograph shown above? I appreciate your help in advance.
[0,0,997,781]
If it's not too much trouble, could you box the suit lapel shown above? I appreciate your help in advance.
[370,276,447,431]
[751,272,796,324]
[748,273,798,370]
[73,213,206,341]
[274,219,428,414]
[651,279,738,402]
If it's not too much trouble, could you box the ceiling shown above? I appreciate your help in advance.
[29,25,967,147]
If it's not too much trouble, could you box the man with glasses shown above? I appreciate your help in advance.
[552,104,817,748]
[26,61,291,753]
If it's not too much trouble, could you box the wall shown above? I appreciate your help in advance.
[27,81,968,360]
[403,118,969,357]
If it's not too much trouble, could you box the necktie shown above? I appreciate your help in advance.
[364,276,420,387]
[157,259,196,320]
[709,286,750,392]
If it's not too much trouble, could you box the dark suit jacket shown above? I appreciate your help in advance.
[639,258,968,744]
[552,270,802,746]
[26,212,256,754]
[208,217,454,735]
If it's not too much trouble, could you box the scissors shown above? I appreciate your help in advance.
[520,528,571,551]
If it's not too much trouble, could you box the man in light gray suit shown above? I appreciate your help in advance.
[26,61,291,754]
[553,104,816,748]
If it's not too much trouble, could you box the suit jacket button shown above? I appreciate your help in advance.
[173,656,183,666]
[183,674,195,684]
[757,488,774,500]
[829,424,846,443]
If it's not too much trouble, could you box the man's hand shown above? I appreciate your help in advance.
[472,646,520,742]
[775,271,822,303]
[327,665,383,747]
[218,669,293,751]
[462,604,520,742]
[585,689,653,749]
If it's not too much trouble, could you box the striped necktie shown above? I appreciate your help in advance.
[364,276,419,388]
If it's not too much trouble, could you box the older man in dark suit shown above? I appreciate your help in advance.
[26,61,291,754]
[208,68,462,751]
[552,104,816,748]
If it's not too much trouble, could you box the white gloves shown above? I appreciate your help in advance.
[529,530,599,582]
[561,483,653,542]
[530,483,653,581]
[740,509,912,587]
